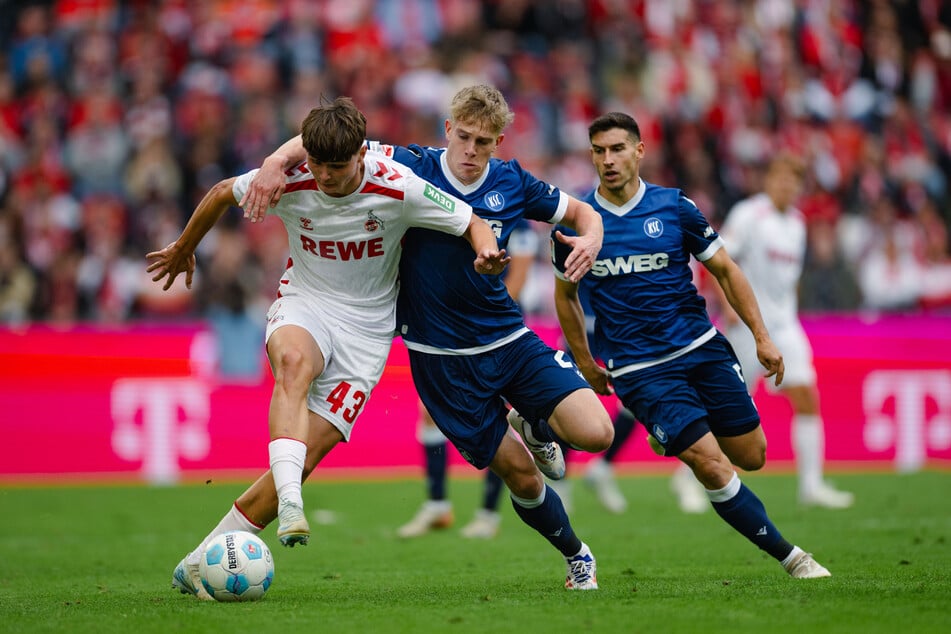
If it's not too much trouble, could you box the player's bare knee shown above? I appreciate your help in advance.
[737,452,766,471]
[273,347,314,389]
[563,410,614,452]
[505,470,544,499]
[732,446,766,471]
[590,420,614,452]
[683,451,734,489]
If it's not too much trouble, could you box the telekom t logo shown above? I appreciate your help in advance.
[110,378,211,484]
[863,370,951,472]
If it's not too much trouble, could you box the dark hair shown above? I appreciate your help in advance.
[300,97,367,162]
[588,112,641,142]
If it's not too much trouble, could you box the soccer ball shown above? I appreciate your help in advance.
[199,531,274,602]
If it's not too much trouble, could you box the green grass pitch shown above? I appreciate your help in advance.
[1,470,949,634]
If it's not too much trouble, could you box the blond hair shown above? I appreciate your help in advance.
[449,85,514,135]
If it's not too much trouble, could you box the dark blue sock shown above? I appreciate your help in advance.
[529,418,567,446]
[603,407,637,463]
[482,470,504,511]
[511,484,581,557]
[424,442,448,500]
[711,477,794,561]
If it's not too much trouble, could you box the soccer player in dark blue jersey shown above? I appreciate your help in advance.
[396,218,537,540]
[549,111,832,579]
[220,85,615,590]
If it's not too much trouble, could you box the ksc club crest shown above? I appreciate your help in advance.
[644,217,663,238]
[483,191,505,211]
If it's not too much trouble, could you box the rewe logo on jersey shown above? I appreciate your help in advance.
[590,252,670,276]
[424,184,456,213]
[299,235,385,260]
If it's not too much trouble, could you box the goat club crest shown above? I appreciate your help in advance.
[365,210,385,232]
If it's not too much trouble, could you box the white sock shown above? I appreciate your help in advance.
[793,414,824,492]
[269,437,307,506]
[705,471,741,503]
[186,504,262,566]
[781,545,805,568]
[510,485,547,509]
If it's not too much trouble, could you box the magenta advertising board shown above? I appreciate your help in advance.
[1,314,949,484]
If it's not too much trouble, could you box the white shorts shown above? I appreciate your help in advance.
[724,320,816,392]
[265,293,392,441]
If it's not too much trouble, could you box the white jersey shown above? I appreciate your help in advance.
[233,151,473,333]
[720,192,805,330]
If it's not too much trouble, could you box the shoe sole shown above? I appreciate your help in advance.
[278,531,310,547]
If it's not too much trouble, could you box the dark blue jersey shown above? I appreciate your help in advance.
[552,179,723,373]
[369,142,567,352]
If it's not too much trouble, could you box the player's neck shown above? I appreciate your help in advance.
[598,179,641,207]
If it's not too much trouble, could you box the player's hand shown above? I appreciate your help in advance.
[579,363,613,396]
[239,156,287,222]
[146,242,196,291]
[757,339,785,387]
[473,248,511,276]
[554,230,598,283]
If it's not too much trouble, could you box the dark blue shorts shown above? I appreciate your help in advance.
[611,333,760,457]
[410,331,591,468]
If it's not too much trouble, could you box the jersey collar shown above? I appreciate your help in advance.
[594,177,646,216]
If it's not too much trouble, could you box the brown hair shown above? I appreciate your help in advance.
[300,96,367,162]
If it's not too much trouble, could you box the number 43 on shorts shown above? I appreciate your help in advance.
[326,381,367,424]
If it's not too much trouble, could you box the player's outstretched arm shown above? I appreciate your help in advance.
[555,198,603,282]
[146,177,238,291]
[704,248,785,386]
[553,276,612,395]
[464,215,510,276]
[241,135,307,222]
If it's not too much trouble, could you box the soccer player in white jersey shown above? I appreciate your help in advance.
[148,97,506,598]
[239,85,614,592]
[716,154,854,509]
[551,112,832,578]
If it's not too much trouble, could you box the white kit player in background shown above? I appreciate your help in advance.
[717,153,854,509]
[147,97,506,599]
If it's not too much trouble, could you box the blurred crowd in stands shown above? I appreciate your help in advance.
[1,1,949,352]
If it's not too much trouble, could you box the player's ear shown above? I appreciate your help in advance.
[444,119,452,138]
[495,133,505,148]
